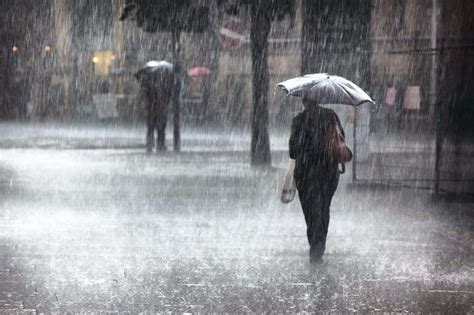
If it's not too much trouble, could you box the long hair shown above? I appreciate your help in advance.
[302,95,320,110]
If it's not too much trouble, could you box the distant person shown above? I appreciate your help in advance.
[136,61,180,153]
[289,96,348,263]
[145,85,172,152]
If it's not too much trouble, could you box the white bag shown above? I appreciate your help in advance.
[280,158,296,204]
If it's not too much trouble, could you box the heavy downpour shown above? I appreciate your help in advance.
[0,0,473,313]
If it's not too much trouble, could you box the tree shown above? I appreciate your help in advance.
[249,1,272,165]
[221,0,294,166]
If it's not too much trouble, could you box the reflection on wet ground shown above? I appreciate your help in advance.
[0,144,472,313]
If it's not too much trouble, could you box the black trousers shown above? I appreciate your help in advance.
[146,102,168,151]
[296,169,339,258]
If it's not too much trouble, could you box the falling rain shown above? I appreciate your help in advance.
[0,0,473,313]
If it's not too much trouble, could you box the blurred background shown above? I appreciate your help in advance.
[1,0,472,198]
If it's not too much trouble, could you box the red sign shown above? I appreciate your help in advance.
[219,18,246,49]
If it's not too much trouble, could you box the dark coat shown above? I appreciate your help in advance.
[289,106,345,190]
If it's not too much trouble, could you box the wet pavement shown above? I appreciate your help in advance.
[0,123,473,313]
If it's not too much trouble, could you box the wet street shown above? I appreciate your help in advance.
[0,124,473,313]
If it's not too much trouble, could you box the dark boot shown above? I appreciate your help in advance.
[156,113,167,152]
[309,240,325,263]
[156,133,166,152]
[156,143,167,152]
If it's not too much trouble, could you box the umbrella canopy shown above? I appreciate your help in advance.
[187,66,211,77]
[277,73,374,106]
[135,60,175,88]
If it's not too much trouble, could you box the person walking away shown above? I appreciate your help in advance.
[289,96,346,263]
[145,73,177,152]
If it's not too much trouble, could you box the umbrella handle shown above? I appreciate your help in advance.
[339,163,346,174]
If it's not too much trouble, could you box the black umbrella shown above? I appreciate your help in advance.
[135,60,176,89]
[277,73,374,106]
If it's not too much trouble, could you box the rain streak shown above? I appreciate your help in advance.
[0,0,473,313]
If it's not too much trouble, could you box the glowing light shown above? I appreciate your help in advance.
[44,45,51,52]
[12,45,18,52]
[92,50,116,75]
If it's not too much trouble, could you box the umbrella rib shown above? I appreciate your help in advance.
[338,79,374,105]
[338,82,358,104]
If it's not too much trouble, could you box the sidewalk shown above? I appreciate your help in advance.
[348,129,474,197]
[1,121,472,196]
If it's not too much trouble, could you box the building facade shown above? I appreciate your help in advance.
[1,0,472,136]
